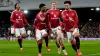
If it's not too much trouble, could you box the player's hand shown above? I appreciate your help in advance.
[27,24,31,27]
[70,28,75,32]
[62,28,65,33]
[41,18,45,21]
[69,17,74,22]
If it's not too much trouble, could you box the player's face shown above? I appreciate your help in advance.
[65,3,71,10]
[16,3,20,10]
[41,6,46,12]
[51,3,56,9]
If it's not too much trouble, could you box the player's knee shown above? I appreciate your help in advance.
[73,32,79,38]
[22,33,26,38]
[37,40,42,44]
[61,44,64,47]
[43,34,48,38]
[18,36,22,39]
[71,40,76,44]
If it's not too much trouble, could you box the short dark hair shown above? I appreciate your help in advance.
[14,3,19,9]
[64,1,71,5]
[39,3,46,9]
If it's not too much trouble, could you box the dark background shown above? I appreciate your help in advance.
[0,7,100,27]
[0,7,100,37]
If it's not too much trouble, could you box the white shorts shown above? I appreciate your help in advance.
[36,29,47,41]
[11,28,15,34]
[15,28,26,37]
[51,26,62,38]
[57,30,64,39]
[67,28,79,41]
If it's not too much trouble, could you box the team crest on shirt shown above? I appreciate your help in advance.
[18,16,21,19]
[66,14,68,16]
[54,14,56,17]
[72,13,74,16]
[16,14,18,16]
[51,12,53,14]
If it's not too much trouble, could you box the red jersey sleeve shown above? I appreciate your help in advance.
[22,12,28,24]
[47,21,52,31]
[61,11,69,22]
[73,11,78,28]
[33,19,38,29]
[10,11,16,23]
[58,10,61,18]
[33,14,40,29]
[46,10,52,31]
[46,10,50,21]
[46,10,51,28]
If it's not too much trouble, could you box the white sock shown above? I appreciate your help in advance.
[63,50,68,55]
[20,48,23,50]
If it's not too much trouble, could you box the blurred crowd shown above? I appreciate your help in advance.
[0,22,100,38]
[80,22,100,38]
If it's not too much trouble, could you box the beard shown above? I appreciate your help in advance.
[66,8,70,10]
[42,10,46,12]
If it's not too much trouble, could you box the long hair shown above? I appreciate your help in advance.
[14,3,20,9]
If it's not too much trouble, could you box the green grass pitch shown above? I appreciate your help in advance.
[0,40,100,56]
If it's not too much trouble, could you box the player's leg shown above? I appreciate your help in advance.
[41,29,50,52]
[13,34,16,41]
[57,29,68,55]
[11,34,15,41]
[15,28,23,52]
[44,36,49,47]
[10,34,13,41]
[36,29,42,56]
[20,28,27,52]
[52,28,61,54]
[54,36,61,54]
[50,28,61,54]
[27,32,31,40]
[73,28,82,56]
[37,40,42,56]
[56,26,65,54]
[67,32,77,52]
[21,28,26,38]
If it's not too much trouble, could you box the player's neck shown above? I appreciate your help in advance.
[65,8,71,11]
[16,9,20,11]
[40,11,45,13]
[51,7,56,10]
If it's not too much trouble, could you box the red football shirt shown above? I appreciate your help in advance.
[47,9,61,28]
[33,12,50,30]
[61,10,78,32]
[10,10,28,28]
